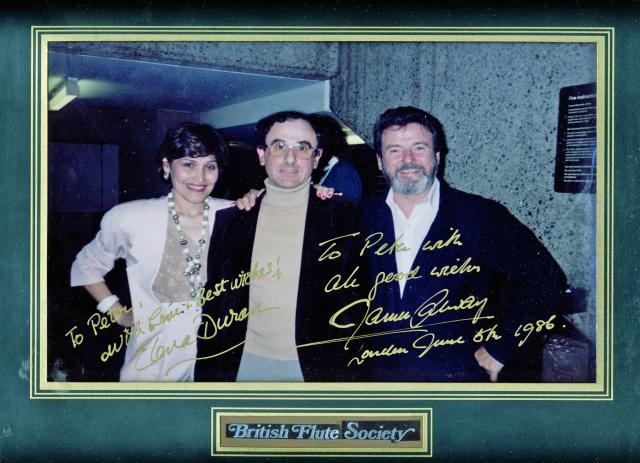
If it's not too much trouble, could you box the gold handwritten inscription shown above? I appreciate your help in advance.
[61,224,556,379]
[230,258,282,290]
[514,315,556,347]
[197,258,282,307]
[327,296,480,365]
[63,255,285,371]
[166,302,281,369]
[197,302,278,340]
[410,288,492,328]
[328,292,490,350]
[430,257,480,278]
[348,344,409,366]
[412,331,465,358]
[132,302,279,373]
[318,232,361,261]
[109,304,133,323]
[421,227,463,251]
[64,304,148,361]
[367,266,422,300]
[472,324,502,343]
[332,227,482,365]
[101,322,144,363]
[324,266,361,293]
[86,305,133,337]
[196,280,228,307]
[317,227,461,264]
[325,279,558,370]
[360,232,410,257]
[147,303,192,332]
[133,331,195,372]
[65,326,84,348]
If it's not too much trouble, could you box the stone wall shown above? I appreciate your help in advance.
[330,41,597,338]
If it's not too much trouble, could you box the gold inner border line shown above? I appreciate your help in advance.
[31,26,613,400]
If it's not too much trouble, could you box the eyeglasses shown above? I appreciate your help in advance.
[266,140,317,160]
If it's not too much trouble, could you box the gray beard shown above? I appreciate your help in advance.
[387,163,436,196]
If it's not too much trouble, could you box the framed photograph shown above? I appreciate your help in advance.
[2,6,637,460]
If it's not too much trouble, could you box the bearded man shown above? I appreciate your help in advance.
[354,106,567,382]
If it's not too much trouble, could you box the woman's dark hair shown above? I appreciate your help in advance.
[308,113,349,183]
[255,111,323,149]
[373,106,448,156]
[308,113,348,158]
[155,122,230,181]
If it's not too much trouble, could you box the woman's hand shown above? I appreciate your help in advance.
[235,188,264,210]
[84,283,134,327]
[108,303,134,328]
[314,184,336,200]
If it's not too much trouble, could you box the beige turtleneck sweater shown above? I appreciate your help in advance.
[242,178,310,363]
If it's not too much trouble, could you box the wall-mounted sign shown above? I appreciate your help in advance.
[554,83,596,194]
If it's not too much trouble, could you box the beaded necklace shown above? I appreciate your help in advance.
[167,190,209,298]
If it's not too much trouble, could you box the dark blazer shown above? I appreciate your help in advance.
[358,183,567,382]
[195,190,363,381]
[321,160,363,200]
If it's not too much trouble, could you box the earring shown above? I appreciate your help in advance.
[163,170,170,180]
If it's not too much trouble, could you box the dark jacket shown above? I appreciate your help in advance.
[320,160,363,200]
[356,183,567,381]
[195,190,363,381]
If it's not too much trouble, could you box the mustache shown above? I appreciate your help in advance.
[394,163,427,175]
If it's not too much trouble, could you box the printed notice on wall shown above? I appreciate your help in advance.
[554,83,596,194]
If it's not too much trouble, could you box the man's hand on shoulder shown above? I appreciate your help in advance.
[234,184,341,211]
[474,346,504,382]
[234,188,264,210]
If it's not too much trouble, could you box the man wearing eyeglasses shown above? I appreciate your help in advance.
[195,111,362,382]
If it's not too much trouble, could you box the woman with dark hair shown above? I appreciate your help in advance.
[70,123,232,382]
